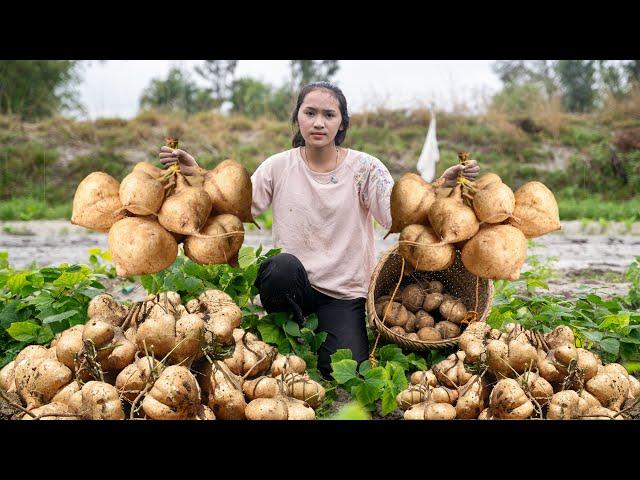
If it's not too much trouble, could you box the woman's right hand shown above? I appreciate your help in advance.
[159,146,202,176]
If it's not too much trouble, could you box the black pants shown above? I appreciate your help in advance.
[254,253,369,380]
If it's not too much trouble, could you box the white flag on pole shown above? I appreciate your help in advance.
[416,105,439,182]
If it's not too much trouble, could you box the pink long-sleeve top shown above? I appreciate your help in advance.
[251,147,394,300]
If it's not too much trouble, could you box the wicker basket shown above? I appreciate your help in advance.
[367,245,494,351]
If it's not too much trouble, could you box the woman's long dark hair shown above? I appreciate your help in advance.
[291,82,350,148]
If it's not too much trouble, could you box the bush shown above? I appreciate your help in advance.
[491,83,547,116]
[0,143,58,200]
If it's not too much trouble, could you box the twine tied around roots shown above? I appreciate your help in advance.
[477,212,521,226]
[112,204,159,218]
[189,230,245,240]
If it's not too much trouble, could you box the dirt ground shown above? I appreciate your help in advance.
[1,220,638,302]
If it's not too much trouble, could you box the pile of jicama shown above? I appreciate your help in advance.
[0,291,325,420]
[374,280,468,342]
[397,322,640,420]
[388,152,561,281]
[70,138,255,276]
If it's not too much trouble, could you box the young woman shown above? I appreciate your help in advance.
[160,82,480,379]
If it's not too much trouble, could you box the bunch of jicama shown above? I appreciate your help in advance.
[398,322,640,420]
[70,137,251,276]
[0,290,325,421]
[388,151,560,282]
[374,280,468,342]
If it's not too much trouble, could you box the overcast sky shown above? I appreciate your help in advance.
[77,60,503,119]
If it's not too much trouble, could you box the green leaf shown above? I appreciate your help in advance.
[331,359,359,385]
[358,360,372,376]
[407,353,428,372]
[183,276,203,293]
[36,324,54,344]
[52,271,87,287]
[0,300,32,328]
[388,362,409,391]
[238,246,256,269]
[363,366,387,389]
[599,313,630,332]
[526,279,549,290]
[327,401,371,420]
[52,297,75,310]
[277,338,291,354]
[182,261,204,277]
[305,367,321,382]
[79,287,105,298]
[264,248,282,258]
[300,327,314,340]
[41,310,78,324]
[583,331,605,343]
[312,331,328,352]
[6,321,40,342]
[26,272,44,289]
[284,320,301,337]
[68,315,87,327]
[6,271,31,294]
[304,314,318,331]
[256,321,285,345]
[599,337,620,357]
[330,349,353,363]
[377,344,409,369]
[140,274,161,294]
[381,386,399,416]
[352,381,382,406]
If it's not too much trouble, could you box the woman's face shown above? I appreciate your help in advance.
[297,89,343,148]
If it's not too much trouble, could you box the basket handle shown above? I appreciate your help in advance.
[369,255,406,367]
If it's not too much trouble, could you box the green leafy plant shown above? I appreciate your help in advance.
[243,310,328,381]
[138,245,331,377]
[87,247,116,278]
[625,255,640,308]
[489,283,640,367]
[325,401,371,420]
[0,252,107,367]
[328,345,436,416]
[139,245,280,307]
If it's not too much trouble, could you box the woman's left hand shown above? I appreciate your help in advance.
[440,159,480,187]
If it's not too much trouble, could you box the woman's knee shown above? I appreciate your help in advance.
[255,253,309,315]
[255,253,304,290]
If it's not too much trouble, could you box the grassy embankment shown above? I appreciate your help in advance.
[1,98,639,223]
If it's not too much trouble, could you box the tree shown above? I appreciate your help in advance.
[554,60,598,112]
[597,61,626,99]
[268,84,296,121]
[0,60,84,120]
[493,60,640,113]
[623,60,640,84]
[139,68,216,114]
[229,77,273,117]
[228,78,296,120]
[492,60,557,99]
[290,60,340,89]
[194,60,238,108]
[491,83,546,115]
